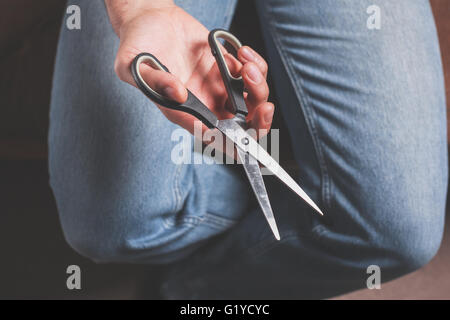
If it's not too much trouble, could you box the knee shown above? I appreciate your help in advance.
[65,235,113,264]
[61,211,127,263]
[54,192,146,263]
[50,159,187,264]
[365,192,445,274]
[59,205,176,264]
[340,164,446,276]
[385,217,444,273]
[58,199,216,265]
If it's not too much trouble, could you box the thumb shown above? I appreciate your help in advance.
[138,63,188,104]
[114,51,188,104]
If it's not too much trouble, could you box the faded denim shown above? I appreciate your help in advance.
[49,0,447,299]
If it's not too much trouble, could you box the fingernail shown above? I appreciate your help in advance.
[264,106,274,124]
[163,86,176,99]
[241,47,255,61]
[246,64,262,83]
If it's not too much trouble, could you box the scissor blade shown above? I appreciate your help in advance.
[236,147,280,240]
[217,119,324,216]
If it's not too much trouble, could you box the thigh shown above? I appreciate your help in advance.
[256,0,447,242]
[161,0,448,298]
[49,0,249,264]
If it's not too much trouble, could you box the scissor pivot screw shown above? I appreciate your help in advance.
[242,137,249,145]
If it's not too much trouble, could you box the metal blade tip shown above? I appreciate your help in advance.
[311,203,325,216]
[268,218,281,241]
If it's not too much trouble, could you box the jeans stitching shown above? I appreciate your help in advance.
[248,233,309,258]
[163,216,202,228]
[162,228,333,293]
[202,212,238,229]
[262,9,332,211]
[172,163,184,213]
[164,211,237,230]
[248,226,332,259]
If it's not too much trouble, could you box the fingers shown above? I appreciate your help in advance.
[238,46,268,79]
[249,102,275,137]
[228,46,273,132]
[241,61,269,110]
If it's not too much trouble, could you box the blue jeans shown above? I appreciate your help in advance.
[49,0,447,299]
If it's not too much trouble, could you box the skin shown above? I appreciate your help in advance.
[105,0,275,140]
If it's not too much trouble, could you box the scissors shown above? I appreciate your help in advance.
[131,29,323,240]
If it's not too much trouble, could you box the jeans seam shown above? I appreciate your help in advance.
[263,13,332,210]
[163,212,237,229]
[249,227,332,259]
[172,163,184,213]
[249,233,307,258]
[202,212,238,229]
[162,229,333,294]
[163,211,237,230]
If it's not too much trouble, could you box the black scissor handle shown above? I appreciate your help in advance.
[131,53,218,128]
[208,29,247,116]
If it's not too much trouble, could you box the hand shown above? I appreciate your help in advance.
[109,3,274,138]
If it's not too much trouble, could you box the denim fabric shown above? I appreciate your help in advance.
[49,0,244,264]
[49,0,447,299]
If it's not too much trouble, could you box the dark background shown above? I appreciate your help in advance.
[0,1,449,299]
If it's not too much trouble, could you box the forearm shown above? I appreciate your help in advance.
[104,0,175,35]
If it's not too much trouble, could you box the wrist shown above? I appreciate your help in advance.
[105,0,176,35]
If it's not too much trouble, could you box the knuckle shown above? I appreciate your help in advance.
[261,60,268,74]
[114,57,127,81]
[261,83,270,99]
[253,54,268,73]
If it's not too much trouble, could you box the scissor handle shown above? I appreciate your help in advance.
[208,29,248,116]
[131,53,218,128]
